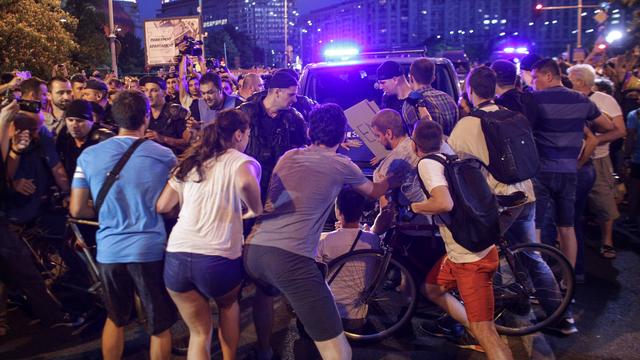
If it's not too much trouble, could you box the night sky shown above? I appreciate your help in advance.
[138,0,346,21]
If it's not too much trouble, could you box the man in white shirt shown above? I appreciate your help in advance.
[568,64,625,259]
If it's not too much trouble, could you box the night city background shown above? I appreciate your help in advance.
[1,0,637,77]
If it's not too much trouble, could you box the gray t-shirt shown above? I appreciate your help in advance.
[247,146,369,258]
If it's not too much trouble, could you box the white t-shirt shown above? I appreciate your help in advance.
[417,156,493,263]
[166,149,261,258]
[316,228,380,319]
[589,92,623,159]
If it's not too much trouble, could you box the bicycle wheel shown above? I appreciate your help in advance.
[493,243,575,336]
[327,249,417,341]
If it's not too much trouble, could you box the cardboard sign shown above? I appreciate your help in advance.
[344,100,390,158]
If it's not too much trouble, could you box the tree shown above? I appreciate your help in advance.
[205,30,239,68]
[0,0,78,78]
[117,32,144,74]
[62,0,110,73]
[223,24,256,68]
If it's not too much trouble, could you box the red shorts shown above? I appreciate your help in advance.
[425,247,499,322]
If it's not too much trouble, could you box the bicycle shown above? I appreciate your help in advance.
[325,191,575,341]
[16,212,190,355]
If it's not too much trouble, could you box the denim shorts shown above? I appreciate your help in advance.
[164,252,243,299]
[532,172,577,228]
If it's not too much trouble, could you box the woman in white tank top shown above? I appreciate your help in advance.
[157,109,262,360]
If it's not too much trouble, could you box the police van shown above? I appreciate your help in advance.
[298,50,460,174]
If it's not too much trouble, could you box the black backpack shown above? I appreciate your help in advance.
[417,154,500,253]
[471,106,539,184]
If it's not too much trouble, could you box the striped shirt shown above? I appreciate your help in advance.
[526,86,601,173]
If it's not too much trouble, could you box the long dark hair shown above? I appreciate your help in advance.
[173,108,250,182]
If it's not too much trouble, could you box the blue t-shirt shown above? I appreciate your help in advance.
[72,136,176,263]
[527,86,601,173]
[627,109,640,164]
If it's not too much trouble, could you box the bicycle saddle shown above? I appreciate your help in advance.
[496,191,528,208]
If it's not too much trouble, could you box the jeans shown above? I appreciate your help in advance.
[575,163,596,277]
[503,202,565,318]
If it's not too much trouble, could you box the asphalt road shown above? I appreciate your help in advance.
[1,220,639,360]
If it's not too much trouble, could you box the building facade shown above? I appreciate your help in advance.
[303,0,606,62]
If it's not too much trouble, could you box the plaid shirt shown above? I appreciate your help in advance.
[402,86,459,135]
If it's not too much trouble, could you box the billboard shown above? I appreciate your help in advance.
[144,16,202,66]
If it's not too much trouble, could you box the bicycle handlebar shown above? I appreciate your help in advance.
[67,217,99,227]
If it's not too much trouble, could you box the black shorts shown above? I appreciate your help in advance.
[98,260,177,335]
[244,244,342,342]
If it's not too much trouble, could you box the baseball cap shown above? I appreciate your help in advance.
[491,60,517,87]
[377,61,403,80]
[268,72,298,89]
[64,100,93,121]
[520,54,542,72]
[85,79,108,93]
[139,76,167,91]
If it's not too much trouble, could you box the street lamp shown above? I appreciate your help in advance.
[107,0,118,77]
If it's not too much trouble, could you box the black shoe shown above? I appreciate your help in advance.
[546,317,578,336]
[418,316,464,340]
[454,330,485,353]
[50,313,85,328]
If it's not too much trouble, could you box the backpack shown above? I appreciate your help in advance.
[417,154,500,253]
[471,106,539,184]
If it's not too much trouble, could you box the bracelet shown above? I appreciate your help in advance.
[9,147,22,156]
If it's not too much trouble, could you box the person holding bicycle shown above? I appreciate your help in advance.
[448,66,576,336]
[156,109,263,360]
[410,120,513,360]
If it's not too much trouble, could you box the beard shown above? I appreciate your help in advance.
[54,99,71,110]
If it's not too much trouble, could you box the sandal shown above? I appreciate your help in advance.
[600,245,617,259]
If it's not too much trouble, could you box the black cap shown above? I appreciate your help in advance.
[166,72,178,79]
[63,100,93,121]
[491,60,517,86]
[275,68,300,81]
[139,76,167,91]
[377,61,403,80]
[268,72,298,89]
[85,79,108,93]
[520,54,542,71]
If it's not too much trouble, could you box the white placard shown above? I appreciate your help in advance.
[344,100,390,158]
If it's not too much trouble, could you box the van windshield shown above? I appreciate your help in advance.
[304,62,456,110]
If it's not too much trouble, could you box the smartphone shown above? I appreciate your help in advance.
[18,99,41,113]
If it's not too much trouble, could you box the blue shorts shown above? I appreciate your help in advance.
[164,252,243,299]
[532,172,577,228]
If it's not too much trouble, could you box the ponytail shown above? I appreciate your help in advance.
[173,109,250,182]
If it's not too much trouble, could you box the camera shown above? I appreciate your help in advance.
[18,100,42,113]
[179,35,203,57]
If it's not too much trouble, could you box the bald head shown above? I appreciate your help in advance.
[241,74,264,96]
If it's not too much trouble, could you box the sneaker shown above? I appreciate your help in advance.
[418,317,464,340]
[50,313,85,328]
[547,317,578,336]
[454,330,485,353]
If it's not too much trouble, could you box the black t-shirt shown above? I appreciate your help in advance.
[381,93,405,114]
[56,124,114,182]
[495,88,525,114]
[149,103,187,147]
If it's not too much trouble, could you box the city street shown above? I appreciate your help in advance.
[1,221,639,360]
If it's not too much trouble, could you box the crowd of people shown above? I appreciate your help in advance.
[0,46,639,360]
